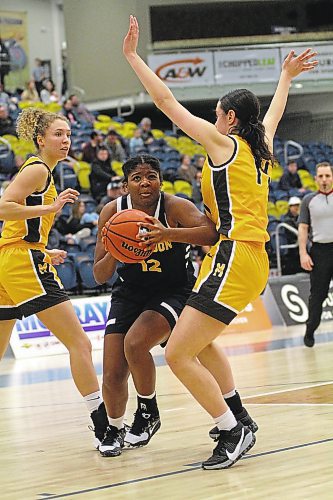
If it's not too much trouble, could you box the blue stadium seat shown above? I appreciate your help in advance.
[77,257,99,290]
[56,259,77,291]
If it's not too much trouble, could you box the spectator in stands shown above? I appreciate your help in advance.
[298,162,333,347]
[21,80,40,103]
[280,196,301,275]
[55,200,94,245]
[82,131,103,163]
[0,103,16,136]
[62,99,78,125]
[192,167,203,212]
[69,94,95,124]
[193,154,205,170]
[90,146,117,201]
[139,117,154,145]
[104,130,126,163]
[96,177,124,213]
[32,58,48,96]
[177,154,197,183]
[278,160,306,193]
[129,127,144,155]
[40,79,60,104]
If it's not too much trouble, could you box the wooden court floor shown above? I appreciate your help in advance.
[0,321,332,500]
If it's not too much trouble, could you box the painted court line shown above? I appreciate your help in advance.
[243,380,333,399]
[39,438,333,499]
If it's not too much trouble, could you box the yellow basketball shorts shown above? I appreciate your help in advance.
[0,246,69,320]
[187,236,269,324]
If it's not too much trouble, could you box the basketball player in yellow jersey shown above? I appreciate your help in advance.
[0,108,108,449]
[124,16,318,469]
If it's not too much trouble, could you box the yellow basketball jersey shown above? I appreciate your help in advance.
[0,156,57,248]
[201,135,271,243]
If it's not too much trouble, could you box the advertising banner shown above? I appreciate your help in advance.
[280,44,333,81]
[266,274,333,326]
[214,48,281,84]
[9,296,110,359]
[226,297,272,333]
[147,51,215,87]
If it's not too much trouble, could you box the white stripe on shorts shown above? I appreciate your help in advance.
[160,302,178,323]
[106,318,116,327]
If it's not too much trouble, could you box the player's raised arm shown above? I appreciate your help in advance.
[123,15,226,153]
[263,48,318,151]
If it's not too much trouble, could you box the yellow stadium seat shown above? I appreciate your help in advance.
[267,201,280,220]
[97,114,112,123]
[46,102,62,113]
[174,179,193,198]
[161,180,175,195]
[298,169,313,181]
[275,200,289,216]
[111,161,124,176]
[1,134,18,145]
[75,161,91,190]
[151,129,165,139]
[271,163,284,181]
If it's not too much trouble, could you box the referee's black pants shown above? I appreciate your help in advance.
[306,242,333,335]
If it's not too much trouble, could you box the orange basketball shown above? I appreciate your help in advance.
[101,209,155,263]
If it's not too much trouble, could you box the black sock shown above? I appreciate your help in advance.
[224,391,243,415]
[137,395,159,417]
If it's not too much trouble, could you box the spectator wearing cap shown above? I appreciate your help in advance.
[278,160,306,193]
[90,146,117,201]
[82,131,103,163]
[96,177,125,213]
[104,130,126,163]
[281,196,301,228]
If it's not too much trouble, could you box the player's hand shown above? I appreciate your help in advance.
[47,248,67,265]
[300,252,313,271]
[50,188,79,213]
[282,48,318,79]
[123,15,139,58]
[137,216,168,247]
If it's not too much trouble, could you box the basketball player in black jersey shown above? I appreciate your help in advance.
[94,155,219,457]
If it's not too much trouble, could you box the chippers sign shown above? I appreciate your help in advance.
[147,52,215,87]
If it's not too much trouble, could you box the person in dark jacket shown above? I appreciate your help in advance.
[89,146,117,201]
[278,161,306,193]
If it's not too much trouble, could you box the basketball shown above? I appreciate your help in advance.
[102,209,155,263]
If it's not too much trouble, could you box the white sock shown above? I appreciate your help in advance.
[214,409,237,431]
[223,389,236,399]
[137,391,156,399]
[108,415,125,430]
[84,390,103,413]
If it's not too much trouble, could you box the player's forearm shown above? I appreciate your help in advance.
[93,253,117,284]
[0,200,51,221]
[125,53,175,110]
[264,71,292,126]
[298,224,309,256]
[164,226,218,246]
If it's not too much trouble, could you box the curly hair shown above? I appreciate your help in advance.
[16,107,69,148]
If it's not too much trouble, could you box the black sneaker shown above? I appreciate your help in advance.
[209,408,258,441]
[304,333,315,347]
[202,422,256,470]
[99,425,126,457]
[89,402,108,449]
[125,409,161,447]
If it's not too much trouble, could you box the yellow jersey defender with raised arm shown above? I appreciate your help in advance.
[188,135,271,323]
[0,155,68,320]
